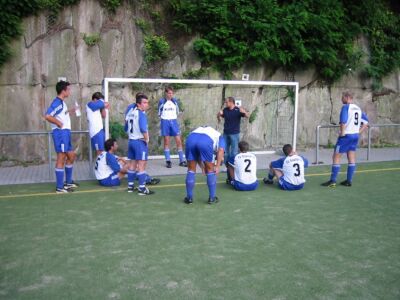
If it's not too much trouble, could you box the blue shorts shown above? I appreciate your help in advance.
[271,158,285,170]
[91,130,105,151]
[160,119,180,136]
[233,180,259,191]
[185,133,214,163]
[99,172,120,187]
[278,177,304,191]
[128,139,148,161]
[52,129,73,153]
[335,134,359,153]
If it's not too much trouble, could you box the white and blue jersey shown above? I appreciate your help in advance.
[228,152,258,191]
[86,99,106,151]
[94,151,121,186]
[185,126,225,163]
[125,106,149,161]
[46,97,72,153]
[271,155,308,190]
[335,103,369,153]
[158,98,181,136]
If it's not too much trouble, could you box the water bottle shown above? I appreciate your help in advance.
[75,101,81,117]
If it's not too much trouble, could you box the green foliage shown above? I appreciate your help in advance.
[182,68,207,79]
[82,33,101,47]
[144,35,170,63]
[109,121,127,139]
[150,11,162,23]
[135,18,151,33]
[100,0,122,13]
[171,0,400,83]
[249,106,259,124]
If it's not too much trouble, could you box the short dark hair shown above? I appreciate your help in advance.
[226,96,235,104]
[56,81,70,95]
[238,140,249,152]
[165,86,174,93]
[136,94,148,104]
[282,144,293,156]
[92,92,104,100]
[135,92,145,98]
[105,138,116,152]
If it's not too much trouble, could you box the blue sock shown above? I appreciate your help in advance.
[207,172,217,199]
[65,164,73,184]
[164,149,171,161]
[145,173,152,184]
[268,171,274,180]
[347,164,356,182]
[138,172,146,190]
[178,149,185,163]
[55,168,64,189]
[128,170,137,188]
[330,164,340,182]
[185,171,195,199]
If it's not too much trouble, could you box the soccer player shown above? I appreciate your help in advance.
[184,126,225,204]
[263,144,308,191]
[227,141,258,191]
[94,138,128,186]
[158,86,187,168]
[321,91,369,187]
[125,94,154,195]
[86,92,110,156]
[44,81,79,193]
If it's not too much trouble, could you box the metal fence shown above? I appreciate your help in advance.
[314,124,400,164]
[0,130,93,179]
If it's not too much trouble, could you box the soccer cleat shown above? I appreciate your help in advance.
[56,187,73,194]
[321,180,336,187]
[166,161,172,168]
[184,197,193,204]
[225,178,231,185]
[64,181,79,188]
[179,161,188,167]
[340,180,352,187]
[208,196,219,204]
[263,178,274,185]
[148,178,161,185]
[127,186,135,193]
[137,187,155,196]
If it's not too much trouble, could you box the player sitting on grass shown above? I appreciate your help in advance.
[263,144,308,191]
[227,141,258,191]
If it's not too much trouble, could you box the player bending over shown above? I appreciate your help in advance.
[264,144,308,191]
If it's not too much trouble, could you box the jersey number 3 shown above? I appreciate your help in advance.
[293,163,300,177]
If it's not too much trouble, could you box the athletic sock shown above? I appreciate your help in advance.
[330,164,341,182]
[137,172,146,190]
[55,168,64,189]
[207,172,217,199]
[268,171,274,180]
[128,170,137,188]
[347,163,356,183]
[164,149,171,162]
[65,164,73,184]
[178,149,185,163]
[185,171,196,198]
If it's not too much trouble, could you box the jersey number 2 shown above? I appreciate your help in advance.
[244,159,251,173]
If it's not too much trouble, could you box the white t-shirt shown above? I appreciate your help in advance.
[233,152,257,184]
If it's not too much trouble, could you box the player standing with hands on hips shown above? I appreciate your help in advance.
[321,91,369,187]
[44,81,79,193]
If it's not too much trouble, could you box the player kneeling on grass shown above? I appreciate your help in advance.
[226,141,258,191]
[263,144,308,191]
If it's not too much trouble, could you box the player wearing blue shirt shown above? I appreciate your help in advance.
[125,94,154,195]
[322,91,369,187]
[44,81,79,193]
[158,87,187,168]
[264,144,308,191]
[184,126,225,204]
[86,92,110,156]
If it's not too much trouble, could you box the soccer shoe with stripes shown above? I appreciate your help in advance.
[64,181,79,188]
[208,196,219,204]
[179,161,188,167]
[340,180,352,187]
[138,187,155,196]
[321,180,336,187]
[127,186,136,193]
[166,161,172,168]
[263,178,274,185]
[56,187,74,194]
[184,197,193,204]
[147,178,161,185]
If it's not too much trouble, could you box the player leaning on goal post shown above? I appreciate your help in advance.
[321,91,369,187]
[44,81,79,193]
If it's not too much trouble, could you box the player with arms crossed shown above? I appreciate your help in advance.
[86,92,110,156]
[322,91,368,187]
[125,94,154,195]
[184,126,225,204]
[227,141,258,191]
[44,80,79,193]
[264,144,308,191]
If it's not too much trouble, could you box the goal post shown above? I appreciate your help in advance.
[103,78,299,153]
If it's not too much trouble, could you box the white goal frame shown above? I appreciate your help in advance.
[103,78,300,152]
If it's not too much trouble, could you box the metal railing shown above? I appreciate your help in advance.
[0,130,92,179]
[314,123,400,164]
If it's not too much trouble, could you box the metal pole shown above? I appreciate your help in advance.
[315,125,320,164]
[367,125,371,161]
[47,132,52,180]
[88,132,93,178]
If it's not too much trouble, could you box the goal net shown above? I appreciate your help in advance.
[103,78,299,157]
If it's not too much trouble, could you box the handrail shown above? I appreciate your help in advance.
[314,123,400,164]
